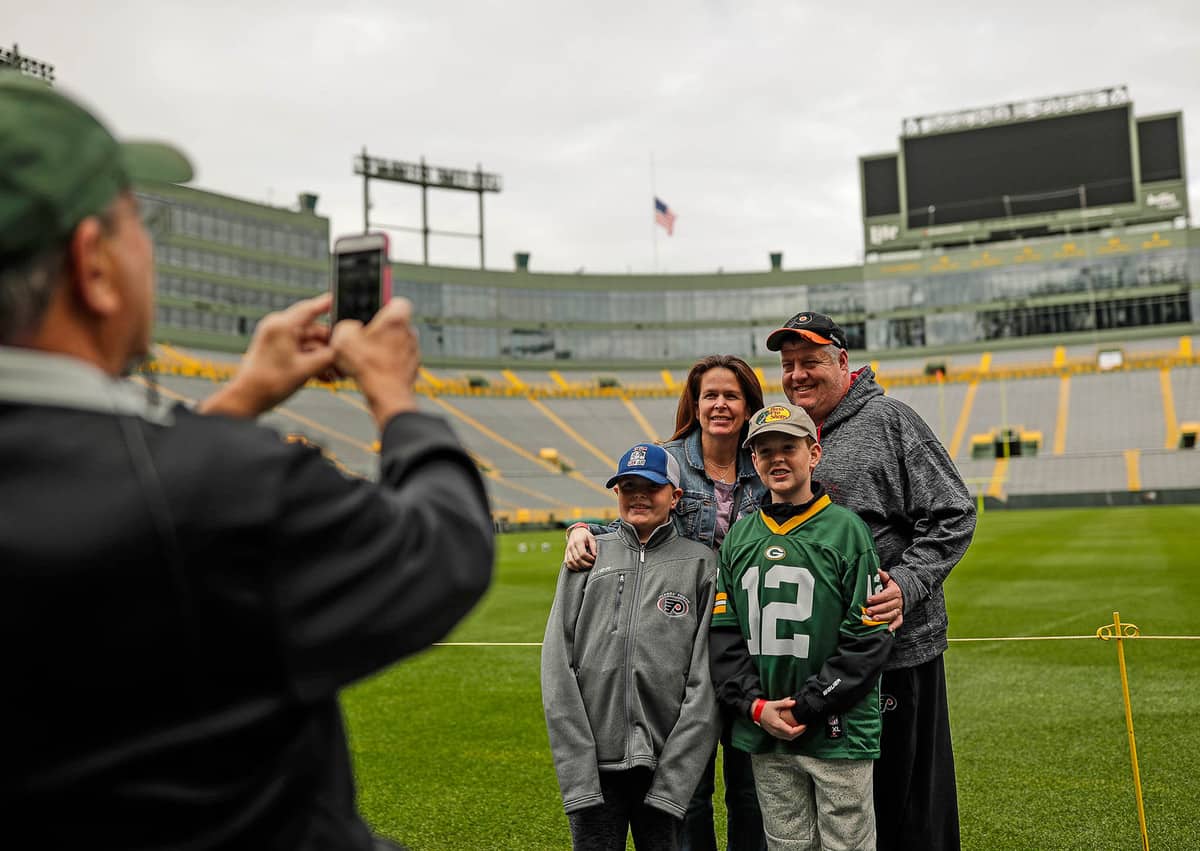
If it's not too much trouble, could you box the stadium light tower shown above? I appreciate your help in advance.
[354,149,502,269]
[0,43,55,84]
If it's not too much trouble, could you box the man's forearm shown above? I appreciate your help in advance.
[197,376,268,419]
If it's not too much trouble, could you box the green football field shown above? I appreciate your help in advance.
[342,505,1200,850]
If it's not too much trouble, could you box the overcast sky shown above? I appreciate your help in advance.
[11,0,1200,274]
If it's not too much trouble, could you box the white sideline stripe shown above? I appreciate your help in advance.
[433,636,1200,647]
[434,642,544,646]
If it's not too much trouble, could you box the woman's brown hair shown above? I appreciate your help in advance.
[667,355,765,443]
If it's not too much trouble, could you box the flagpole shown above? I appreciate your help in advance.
[651,151,658,273]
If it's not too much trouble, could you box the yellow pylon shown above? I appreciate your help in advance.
[1095,611,1150,851]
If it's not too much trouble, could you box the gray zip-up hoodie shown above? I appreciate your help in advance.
[816,366,976,670]
[541,520,720,818]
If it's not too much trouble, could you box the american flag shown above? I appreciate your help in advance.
[654,197,676,236]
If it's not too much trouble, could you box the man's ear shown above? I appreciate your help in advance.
[670,486,683,508]
[67,216,120,318]
[810,441,822,469]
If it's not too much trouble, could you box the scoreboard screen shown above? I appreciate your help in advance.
[862,154,900,218]
[1138,115,1183,182]
[902,105,1135,229]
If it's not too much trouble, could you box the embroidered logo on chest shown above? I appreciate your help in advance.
[657,592,691,617]
[763,545,787,561]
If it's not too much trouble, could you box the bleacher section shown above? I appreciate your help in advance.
[1067,372,1165,453]
[145,337,1200,521]
[884,383,968,448]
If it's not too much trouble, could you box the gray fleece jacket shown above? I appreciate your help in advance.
[816,366,976,670]
[540,520,720,818]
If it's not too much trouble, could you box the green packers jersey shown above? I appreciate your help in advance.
[712,495,886,758]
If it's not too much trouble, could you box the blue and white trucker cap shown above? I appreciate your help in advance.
[605,444,681,489]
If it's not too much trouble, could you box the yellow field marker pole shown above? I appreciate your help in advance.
[1096,612,1150,851]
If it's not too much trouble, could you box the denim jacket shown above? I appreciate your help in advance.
[662,429,765,550]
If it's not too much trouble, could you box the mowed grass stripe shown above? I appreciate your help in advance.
[343,505,1200,850]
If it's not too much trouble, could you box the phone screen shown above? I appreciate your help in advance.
[334,248,384,325]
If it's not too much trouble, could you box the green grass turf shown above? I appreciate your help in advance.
[342,505,1200,850]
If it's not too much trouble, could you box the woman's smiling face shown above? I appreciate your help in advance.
[696,367,748,440]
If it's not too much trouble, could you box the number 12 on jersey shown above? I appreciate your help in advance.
[741,564,815,659]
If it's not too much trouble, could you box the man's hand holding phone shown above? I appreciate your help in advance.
[199,294,337,419]
[332,297,421,429]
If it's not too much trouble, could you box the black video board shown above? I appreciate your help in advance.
[903,105,1134,229]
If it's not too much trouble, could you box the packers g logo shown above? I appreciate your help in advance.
[763,545,786,560]
[755,406,792,425]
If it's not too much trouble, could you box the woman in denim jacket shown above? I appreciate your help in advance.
[565,354,768,851]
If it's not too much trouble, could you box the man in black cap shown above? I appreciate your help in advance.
[763,311,975,851]
[0,74,493,849]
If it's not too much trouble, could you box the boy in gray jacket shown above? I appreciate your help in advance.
[542,443,721,850]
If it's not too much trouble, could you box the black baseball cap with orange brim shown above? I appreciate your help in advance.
[764,311,848,352]
[0,73,193,268]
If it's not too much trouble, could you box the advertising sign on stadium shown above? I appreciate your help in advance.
[869,224,900,246]
[1145,191,1181,210]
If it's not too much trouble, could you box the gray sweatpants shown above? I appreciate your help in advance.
[750,753,875,851]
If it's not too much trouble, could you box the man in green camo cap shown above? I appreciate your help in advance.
[1,75,493,850]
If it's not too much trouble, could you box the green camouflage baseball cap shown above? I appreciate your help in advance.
[0,73,193,267]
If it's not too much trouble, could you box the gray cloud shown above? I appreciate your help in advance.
[11,0,1200,273]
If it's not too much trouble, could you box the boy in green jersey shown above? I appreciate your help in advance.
[710,403,892,851]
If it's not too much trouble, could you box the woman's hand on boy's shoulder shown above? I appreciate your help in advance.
[564,526,597,571]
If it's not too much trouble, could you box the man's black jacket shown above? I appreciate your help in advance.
[1,348,494,850]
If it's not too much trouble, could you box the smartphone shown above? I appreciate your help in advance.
[332,233,391,325]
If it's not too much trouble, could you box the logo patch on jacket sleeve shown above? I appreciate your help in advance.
[657,592,691,617]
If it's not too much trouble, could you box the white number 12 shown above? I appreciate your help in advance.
[740,564,814,658]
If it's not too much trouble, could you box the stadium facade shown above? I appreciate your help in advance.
[139,184,1198,367]
[138,87,1198,369]
[135,182,329,351]
[389,229,1197,368]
